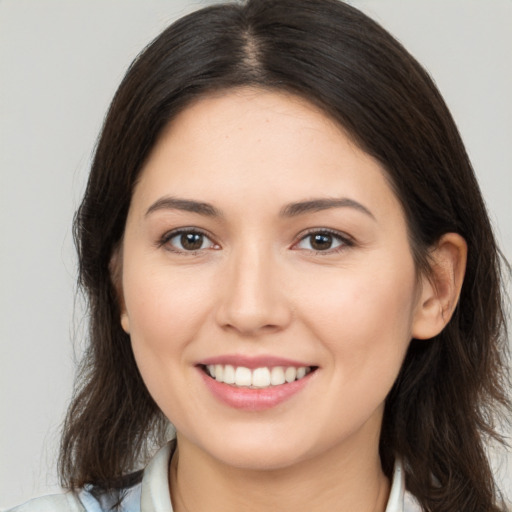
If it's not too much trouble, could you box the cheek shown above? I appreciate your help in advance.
[121,263,216,424]
[299,256,418,379]
[124,259,209,330]
[121,260,214,375]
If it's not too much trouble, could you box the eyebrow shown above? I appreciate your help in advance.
[280,198,375,219]
[145,197,222,217]
[145,196,375,220]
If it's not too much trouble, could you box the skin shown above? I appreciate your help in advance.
[118,88,466,512]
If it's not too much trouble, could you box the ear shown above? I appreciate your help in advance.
[120,312,130,334]
[109,244,130,334]
[412,233,467,340]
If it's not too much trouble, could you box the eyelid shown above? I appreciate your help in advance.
[156,226,353,255]
[157,227,220,253]
[292,228,354,253]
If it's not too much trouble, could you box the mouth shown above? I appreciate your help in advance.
[200,364,317,389]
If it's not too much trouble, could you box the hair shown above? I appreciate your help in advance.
[59,0,511,510]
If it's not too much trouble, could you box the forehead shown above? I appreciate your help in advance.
[131,87,403,223]
[163,87,351,154]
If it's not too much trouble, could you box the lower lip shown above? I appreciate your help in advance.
[198,368,315,411]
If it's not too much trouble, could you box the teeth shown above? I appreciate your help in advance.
[223,364,235,384]
[205,364,312,388]
[252,367,270,388]
[285,367,297,383]
[270,366,285,385]
[215,364,224,382]
[235,366,252,387]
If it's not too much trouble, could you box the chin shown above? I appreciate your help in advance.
[213,445,309,472]
[185,427,313,471]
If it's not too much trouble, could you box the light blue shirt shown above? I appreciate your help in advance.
[9,442,421,511]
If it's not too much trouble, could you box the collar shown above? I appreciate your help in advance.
[140,442,174,510]
[140,442,417,512]
[385,456,406,512]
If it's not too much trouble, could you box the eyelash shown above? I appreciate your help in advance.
[157,228,218,254]
[157,228,354,255]
[292,228,354,255]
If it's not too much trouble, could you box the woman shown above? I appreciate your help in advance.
[10,0,510,510]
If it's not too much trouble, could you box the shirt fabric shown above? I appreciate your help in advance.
[9,442,422,511]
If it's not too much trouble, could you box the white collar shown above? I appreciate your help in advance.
[140,442,420,512]
[385,456,406,512]
[140,441,173,510]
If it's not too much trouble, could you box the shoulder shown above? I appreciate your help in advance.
[403,490,422,512]
[386,459,423,512]
[9,441,175,512]
[6,482,143,512]
[77,480,142,512]
[6,493,85,512]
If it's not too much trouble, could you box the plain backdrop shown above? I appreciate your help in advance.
[1,0,511,509]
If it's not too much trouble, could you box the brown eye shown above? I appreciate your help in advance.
[294,230,349,253]
[310,233,334,250]
[180,232,204,250]
[164,230,216,252]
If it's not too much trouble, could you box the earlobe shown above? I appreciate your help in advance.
[109,243,130,334]
[121,312,130,334]
[412,233,467,340]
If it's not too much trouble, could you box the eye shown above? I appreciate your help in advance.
[161,229,218,252]
[294,230,351,253]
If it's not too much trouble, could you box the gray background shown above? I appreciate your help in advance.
[1,0,511,509]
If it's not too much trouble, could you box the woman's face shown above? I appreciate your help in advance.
[119,88,428,470]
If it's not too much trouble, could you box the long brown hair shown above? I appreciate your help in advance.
[60,1,511,510]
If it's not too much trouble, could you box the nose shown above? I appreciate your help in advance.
[214,243,293,337]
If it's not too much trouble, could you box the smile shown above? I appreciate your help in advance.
[204,364,314,388]
[198,358,318,411]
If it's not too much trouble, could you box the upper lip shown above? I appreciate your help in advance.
[197,355,315,369]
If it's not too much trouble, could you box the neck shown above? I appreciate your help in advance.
[169,427,390,512]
